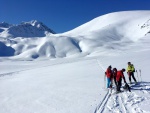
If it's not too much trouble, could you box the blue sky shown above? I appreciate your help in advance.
[0,0,150,33]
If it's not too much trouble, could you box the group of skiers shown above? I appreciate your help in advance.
[105,62,137,93]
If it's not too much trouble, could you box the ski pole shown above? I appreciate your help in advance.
[104,72,106,89]
[136,70,139,82]
[139,69,142,82]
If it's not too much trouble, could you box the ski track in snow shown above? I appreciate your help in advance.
[94,59,111,113]
[0,57,96,78]
[94,90,111,113]
[95,82,150,113]
[0,57,106,78]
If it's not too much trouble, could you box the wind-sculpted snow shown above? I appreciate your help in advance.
[1,11,150,59]
[9,36,83,59]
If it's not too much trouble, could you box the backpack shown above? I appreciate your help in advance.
[123,83,131,92]
[131,64,135,72]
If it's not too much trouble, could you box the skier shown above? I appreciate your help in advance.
[127,62,137,84]
[105,65,113,88]
[112,68,117,86]
[116,68,127,93]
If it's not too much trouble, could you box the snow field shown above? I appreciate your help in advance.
[1,50,150,113]
[0,59,105,113]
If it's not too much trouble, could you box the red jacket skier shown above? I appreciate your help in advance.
[105,65,113,88]
[116,68,126,92]
[106,66,112,78]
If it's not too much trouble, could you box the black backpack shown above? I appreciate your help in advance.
[123,83,131,92]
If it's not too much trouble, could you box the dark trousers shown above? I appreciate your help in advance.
[116,79,122,92]
[129,72,137,82]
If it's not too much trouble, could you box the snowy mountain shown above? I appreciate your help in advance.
[63,11,150,40]
[0,11,150,59]
[0,20,55,38]
[1,11,150,113]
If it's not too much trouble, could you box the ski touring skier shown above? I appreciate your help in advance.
[105,65,113,89]
[115,68,127,93]
[112,68,131,93]
[127,62,137,84]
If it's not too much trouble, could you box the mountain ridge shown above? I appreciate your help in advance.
[0,20,55,38]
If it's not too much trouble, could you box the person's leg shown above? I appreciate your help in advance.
[131,72,137,83]
[110,78,113,88]
[107,78,111,88]
[116,80,121,92]
[116,81,119,91]
[114,78,117,86]
[128,72,132,83]
[118,80,122,91]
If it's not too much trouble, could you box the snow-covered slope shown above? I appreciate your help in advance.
[0,11,150,59]
[62,11,150,41]
[0,51,150,113]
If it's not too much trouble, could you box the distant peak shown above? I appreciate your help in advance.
[20,20,56,34]
[0,22,12,28]
[0,20,56,38]
[21,20,41,26]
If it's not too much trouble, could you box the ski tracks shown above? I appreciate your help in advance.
[0,58,98,78]
[108,93,129,113]
[95,82,150,113]
[95,91,145,113]
[94,90,111,113]
[0,71,19,78]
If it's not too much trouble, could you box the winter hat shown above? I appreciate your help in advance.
[122,68,126,72]
[108,65,112,68]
